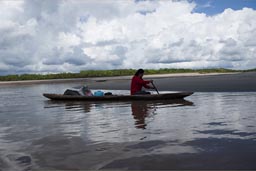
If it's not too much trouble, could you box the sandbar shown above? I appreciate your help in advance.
[1,72,256,92]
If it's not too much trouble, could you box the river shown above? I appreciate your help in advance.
[0,82,256,170]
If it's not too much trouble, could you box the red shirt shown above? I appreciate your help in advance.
[130,75,150,95]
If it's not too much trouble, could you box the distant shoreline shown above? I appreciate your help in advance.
[2,68,254,83]
[0,72,240,85]
[1,71,256,92]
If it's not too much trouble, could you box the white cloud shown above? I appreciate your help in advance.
[0,0,256,75]
[57,32,81,53]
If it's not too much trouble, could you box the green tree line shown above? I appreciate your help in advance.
[0,68,255,81]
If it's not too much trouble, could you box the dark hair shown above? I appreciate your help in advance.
[135,69,144,76]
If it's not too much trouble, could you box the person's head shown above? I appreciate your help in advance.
[82,84,89,90]
[135,69,144,77]
[82,84,89,93]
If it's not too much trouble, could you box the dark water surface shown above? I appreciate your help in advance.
[0,83,256,170]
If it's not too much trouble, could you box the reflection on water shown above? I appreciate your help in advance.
[0,83,256,170]
[45,99,193,131]
[131,101,155,129]
[131,100,193,129]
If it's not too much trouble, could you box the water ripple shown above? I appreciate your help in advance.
[0,85,256,170]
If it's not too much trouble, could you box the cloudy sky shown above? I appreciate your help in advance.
[0,0,256,75]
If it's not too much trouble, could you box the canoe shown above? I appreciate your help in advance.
[43,92,193,101]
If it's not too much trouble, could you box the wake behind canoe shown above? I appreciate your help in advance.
[43,92,193,101]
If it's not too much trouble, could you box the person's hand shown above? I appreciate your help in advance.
[149,80,153,83]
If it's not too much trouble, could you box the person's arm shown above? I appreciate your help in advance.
[140,78,154,89]
[136,77,150,84]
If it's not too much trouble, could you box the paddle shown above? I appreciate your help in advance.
[151,82,159,94]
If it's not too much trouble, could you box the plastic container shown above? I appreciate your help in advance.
[94,91,104,96]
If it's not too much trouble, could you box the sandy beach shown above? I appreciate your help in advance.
[1,71,256,92]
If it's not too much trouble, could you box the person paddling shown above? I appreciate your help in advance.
[130,69,154,95]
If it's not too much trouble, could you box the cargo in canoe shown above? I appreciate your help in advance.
[43,92,193,101]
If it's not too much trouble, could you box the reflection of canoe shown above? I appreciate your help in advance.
[43,92,193,101]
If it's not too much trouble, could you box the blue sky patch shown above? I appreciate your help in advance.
[193,0,256,15]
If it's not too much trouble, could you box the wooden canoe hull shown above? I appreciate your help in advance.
[43,92,193,101]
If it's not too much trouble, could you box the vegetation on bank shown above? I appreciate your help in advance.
[0,68,255,81]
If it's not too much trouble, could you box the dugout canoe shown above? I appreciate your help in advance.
[43,92,193,101]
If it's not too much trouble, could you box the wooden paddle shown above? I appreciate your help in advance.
[151,82,159,94]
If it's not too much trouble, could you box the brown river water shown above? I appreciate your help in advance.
[0,82,256,170]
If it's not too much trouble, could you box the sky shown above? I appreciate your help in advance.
[0,0,256,75]
[193,0,256,15]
